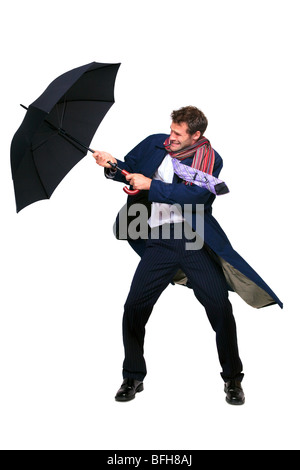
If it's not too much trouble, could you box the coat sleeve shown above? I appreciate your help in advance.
[104,135,162,184]
[148,153,223,207]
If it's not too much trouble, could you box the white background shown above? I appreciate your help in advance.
[1,0,299,450]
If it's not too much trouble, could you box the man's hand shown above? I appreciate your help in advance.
[125,173,152,191]
[93,151,117,168]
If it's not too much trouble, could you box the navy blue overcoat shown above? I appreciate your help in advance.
[105,133,283,309]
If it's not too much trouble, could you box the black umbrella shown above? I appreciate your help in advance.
[11,61,120,212]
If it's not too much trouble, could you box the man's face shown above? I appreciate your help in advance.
[169,122,200,152]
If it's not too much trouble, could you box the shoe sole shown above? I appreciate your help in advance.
[115,384,144,402]
[225,397,245,406]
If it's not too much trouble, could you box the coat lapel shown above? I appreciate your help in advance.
[142,145,167,178]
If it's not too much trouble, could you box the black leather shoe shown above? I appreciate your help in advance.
[115,378,144,402]
[224,380,245,405]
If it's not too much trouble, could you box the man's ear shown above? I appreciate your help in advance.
[192,130,201,143]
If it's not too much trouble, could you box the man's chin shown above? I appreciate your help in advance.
[170,144,181,151]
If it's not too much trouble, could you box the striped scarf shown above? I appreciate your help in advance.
[164,136,215,175]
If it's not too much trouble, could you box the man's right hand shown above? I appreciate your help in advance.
[93,151,117,168]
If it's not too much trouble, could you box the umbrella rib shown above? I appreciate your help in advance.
[59,97,67,127]
[31,152,52,199]
[54,98,115,104]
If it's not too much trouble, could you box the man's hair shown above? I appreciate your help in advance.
[171,106,208,136]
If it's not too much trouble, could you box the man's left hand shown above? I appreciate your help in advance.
[125,173,152,191]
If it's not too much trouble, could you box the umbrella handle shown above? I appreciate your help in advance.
[107,161,140,196]
[123,186,140,196]
[120,169,140,196]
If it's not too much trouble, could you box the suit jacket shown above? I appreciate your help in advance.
[105,133,283,309]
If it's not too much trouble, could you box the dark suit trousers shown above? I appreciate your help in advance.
[122,223,243,382]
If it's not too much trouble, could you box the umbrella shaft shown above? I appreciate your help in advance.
[108,161,129,175]
[58,128,94,153]
[20,105,94,153]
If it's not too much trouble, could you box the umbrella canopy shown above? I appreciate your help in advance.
[11,61,120,212]
[172,158,229,195]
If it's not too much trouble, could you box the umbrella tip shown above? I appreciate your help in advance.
[20,104,28,110]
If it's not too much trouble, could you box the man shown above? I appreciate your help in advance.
[93,106,282,406]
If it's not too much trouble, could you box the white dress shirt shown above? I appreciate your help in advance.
[148,155,185,228]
